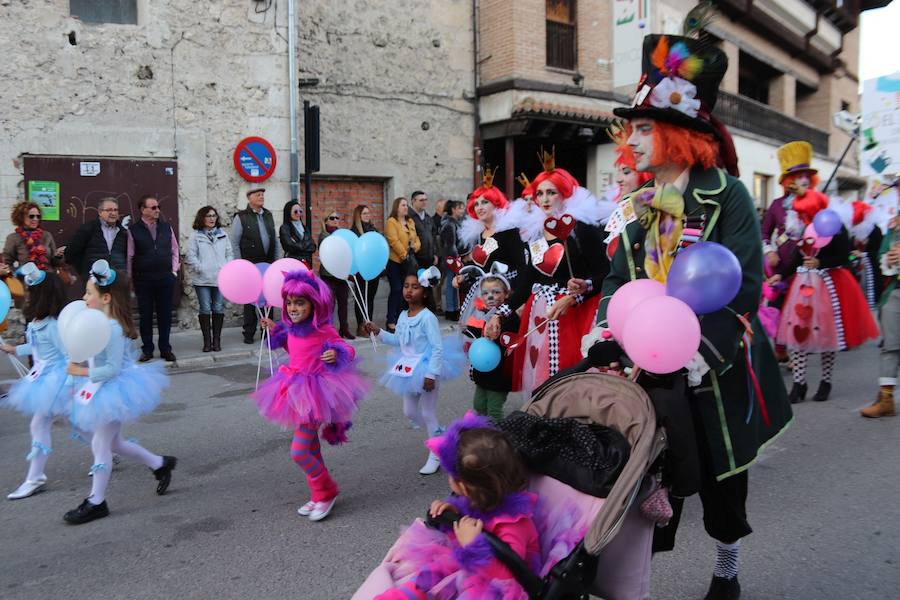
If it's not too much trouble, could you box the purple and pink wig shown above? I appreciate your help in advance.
[280,269,334,329]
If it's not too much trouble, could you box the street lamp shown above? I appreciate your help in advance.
[823,110,861,192]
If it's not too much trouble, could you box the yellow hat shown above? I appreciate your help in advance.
[777,141,817,183]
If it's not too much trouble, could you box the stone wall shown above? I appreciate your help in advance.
[0,0,475,326]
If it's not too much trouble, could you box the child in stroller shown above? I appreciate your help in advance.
[355,372,665,600]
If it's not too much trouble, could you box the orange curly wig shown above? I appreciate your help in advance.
[649,121,719,170]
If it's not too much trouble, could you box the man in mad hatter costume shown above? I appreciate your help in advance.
[584,22,792,600]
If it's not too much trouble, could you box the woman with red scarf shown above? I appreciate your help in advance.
[3,201,63,272]
[773,147,879,403]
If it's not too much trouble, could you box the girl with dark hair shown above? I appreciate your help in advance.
[351,204,380,336]
[185,205,232,352]
[279,200,316,265]
[63,260,175,524]
[2,265,71,500]
[365,269,465,476]
[358,413,539,599]
[253,269,368,522]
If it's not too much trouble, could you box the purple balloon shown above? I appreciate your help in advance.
[812,209,842,237]
[665,242,742,315]
[255,262,270,306]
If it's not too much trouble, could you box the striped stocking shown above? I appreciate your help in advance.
[820,351,836,383]
[291,425,325,479]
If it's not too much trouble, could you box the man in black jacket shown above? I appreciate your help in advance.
[230,188,280,343]
[128,194,180,362]
[410,191,437,270]
[64,197,128,281]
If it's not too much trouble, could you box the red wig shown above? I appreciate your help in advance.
[852,200,873,226]
[791,188,829,225]
[466,185,508,219]
[614,146,653,190]
[532,167,580,200]
[781,172,820,195]
[650,122,719,171]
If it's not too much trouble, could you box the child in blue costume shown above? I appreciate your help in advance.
[2,264,71,500]
[365,267,465,475]
[64,260,175,525]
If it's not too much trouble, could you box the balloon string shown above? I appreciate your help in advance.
[348,277,377,351]
[0,334,30,378]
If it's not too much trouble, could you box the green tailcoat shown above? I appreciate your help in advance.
[600,167,792,481]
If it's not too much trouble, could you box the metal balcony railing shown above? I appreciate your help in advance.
[715,91,829,155]
[546,21,576,71]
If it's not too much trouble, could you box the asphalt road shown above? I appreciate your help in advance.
[1,342,898,599]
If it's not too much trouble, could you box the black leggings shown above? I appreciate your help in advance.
[324,276,350,332]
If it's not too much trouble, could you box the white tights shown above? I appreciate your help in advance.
[25,414,54,481]
[88,421,163,505]
[402,388,441,436]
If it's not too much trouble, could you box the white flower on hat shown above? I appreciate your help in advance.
[649,77,700,118]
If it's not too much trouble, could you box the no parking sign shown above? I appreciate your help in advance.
[233,136,277,183]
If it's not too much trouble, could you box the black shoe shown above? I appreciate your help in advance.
[153,455,177,495]
[812,381,832,402]
[161,351,176,362]
[788,382,807,404]
[138,353,153,363]
[704,576,740,600]
[64,498,110,525]
[243,334,255,345]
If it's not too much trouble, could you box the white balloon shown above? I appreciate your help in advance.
[62,308,112,363]
[319,235,353,280]
[58,300,87,338]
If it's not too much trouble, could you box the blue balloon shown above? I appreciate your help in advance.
[0,281,10,323]
[255,262,270,306]
[356,231,390,281]
[469,337,502,372]
[665,242,742,315]
[330,228,360,275]
[812,209,842,237]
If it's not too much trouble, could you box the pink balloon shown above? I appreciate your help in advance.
[606,279,666,341]
[803,224,832,249]
[621,296,700,374]
[263,258,307,307]
[217,259,263,305]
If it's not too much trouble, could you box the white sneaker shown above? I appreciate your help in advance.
[418,452,441,476]
[7,476,47,500]
[297,501,315,516]
[308,498,337,521]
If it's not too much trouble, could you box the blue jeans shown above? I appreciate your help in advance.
[194,285,224,315]
[443,272,459,313]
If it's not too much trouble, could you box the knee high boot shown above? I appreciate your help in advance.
[211,313,224,352]
[199,314,212,353]
[307,469,339,503]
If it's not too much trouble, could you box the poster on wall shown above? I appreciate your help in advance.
[28,180,60,221]
[613,0,650,89]
[860,71,900,177]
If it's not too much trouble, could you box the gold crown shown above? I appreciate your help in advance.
[482,165,496,189]
[606,121,629,147]
[538,146,556,173]
[516,172,531,190]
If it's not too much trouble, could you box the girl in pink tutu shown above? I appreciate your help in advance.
[363,412,540,600]
[254,269,368,521]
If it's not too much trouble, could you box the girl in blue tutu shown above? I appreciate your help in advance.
[2,264,71,500]
[365,268,465,475]
[63,260,174,525]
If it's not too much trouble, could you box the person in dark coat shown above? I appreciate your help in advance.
[587,33,792,600]
[64,197,128,282]
[230,188,280,344]
[278,200,316,266]
[350,204,380,336]
[128,194,180,362]
[409,191,437,270]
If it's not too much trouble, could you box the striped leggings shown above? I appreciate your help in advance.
[291,425,326,479]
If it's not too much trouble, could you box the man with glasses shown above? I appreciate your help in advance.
[64,197,128,282]
[128,194,180,362]
[231,187,280,344]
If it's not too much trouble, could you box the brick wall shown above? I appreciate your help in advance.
[300,177,385,242]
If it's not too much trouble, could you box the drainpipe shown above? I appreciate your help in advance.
[472,0,482,186]
[288,0,300,205]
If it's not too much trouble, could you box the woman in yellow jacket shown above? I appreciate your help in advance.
[384,197,421,331]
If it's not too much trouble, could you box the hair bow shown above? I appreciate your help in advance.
[15,262,46,287]
[417,266,441,288]
[458,261,511,291]
[89,259,117,286]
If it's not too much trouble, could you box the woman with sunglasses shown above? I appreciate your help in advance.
[279,200,316,266]
[350,204,380,337]
[3,201,64,275]
[318,212,355,339]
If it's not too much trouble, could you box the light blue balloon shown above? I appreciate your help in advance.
[330,228,360,275]
[356,231,390,281]
[469,337,501,372]
[0,281,10,323]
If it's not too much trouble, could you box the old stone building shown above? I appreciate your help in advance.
[0,0,475,302]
